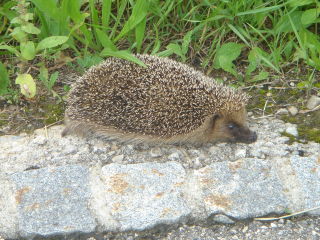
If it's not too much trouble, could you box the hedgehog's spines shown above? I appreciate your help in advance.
[65,54,251,142]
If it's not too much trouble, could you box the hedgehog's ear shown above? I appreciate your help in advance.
[211,114,221,127]
[212,114,221,121]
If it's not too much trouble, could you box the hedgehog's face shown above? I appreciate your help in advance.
[210,108,257,144]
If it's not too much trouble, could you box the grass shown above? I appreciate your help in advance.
[0,0,319,98]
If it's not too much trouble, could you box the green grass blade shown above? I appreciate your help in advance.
[259,54,281,74]
[236,5,284,16]
[135,17,146,52]
[102,0,112,28]
[96,28,117,51]
[0,62,9,95]
[29,0,59,21]
[287,8,305,54]
[89,0,99,26]
[66,0,83,23]
[156,0,175,27]
[0,45,20,57]
[228,24,250,46]
[114,0,149,42]
[100,49,147,67]
[110,0,128,39]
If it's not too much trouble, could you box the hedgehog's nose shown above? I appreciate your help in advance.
[248,131,257,143]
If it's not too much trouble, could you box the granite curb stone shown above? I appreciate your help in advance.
[0,144,319,238]
[0,176,18,239]
[289,155,320,214]
[90,161,191,231]
[191,158,288,221]
[10,165,96,238]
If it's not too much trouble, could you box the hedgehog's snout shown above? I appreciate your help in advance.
[236,128,257,143]
[226,122,257,144]
[245,130,257,143]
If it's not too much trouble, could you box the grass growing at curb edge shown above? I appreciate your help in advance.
[0,0,319,100]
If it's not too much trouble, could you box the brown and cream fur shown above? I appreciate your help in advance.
[63,54,257,144]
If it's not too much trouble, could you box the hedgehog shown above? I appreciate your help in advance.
[62,54,257,144]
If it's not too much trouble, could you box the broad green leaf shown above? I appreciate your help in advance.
[246,47,260,76]
[0,63,9,95]
[21,23,41,34]
[182,30,193,55]
[15,74,36,98]
[289,0,314,7]
[275,11,303,34]
[166,43,185,61]
[218,55,237,76]
[48,71,59,90]
[249,71,269,82]
[301,8,319,25]
[0,45,21,57]
[20,41,36,60]
[21,13,34,21]
[11,17,23,24]
[95,29,117,51]
[100,49,147,67]
[213,42,243,76]
[36,36,68,51]
[10,27,27,42]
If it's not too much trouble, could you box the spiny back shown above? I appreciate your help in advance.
[65,54,249,137]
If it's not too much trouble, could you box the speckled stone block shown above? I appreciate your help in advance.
[290,155,320,214]
[193,158,288,220]
[10,165,96,238]
[0,176,18,239]
[91,161,190,231]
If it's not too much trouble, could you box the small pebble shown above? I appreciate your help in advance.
[287,106,298,116]
[276,108,289,115]
[285,123,298,137]
[270,222,277,228]
[150,148,163,158]
[112,154,124,163]
[306,95,320,110]
[168,152,180,161]
[234,148,246,158]
[242,226,248,233]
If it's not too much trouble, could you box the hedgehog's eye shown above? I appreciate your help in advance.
[227,123,235,129]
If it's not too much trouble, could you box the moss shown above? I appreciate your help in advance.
[43,103,64,125]
[281,115,299,124]
[280,131,297,145]
[281,112,320,144]
[298,126,320,143]
[0,113,8,127]
[288,88,300,96]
